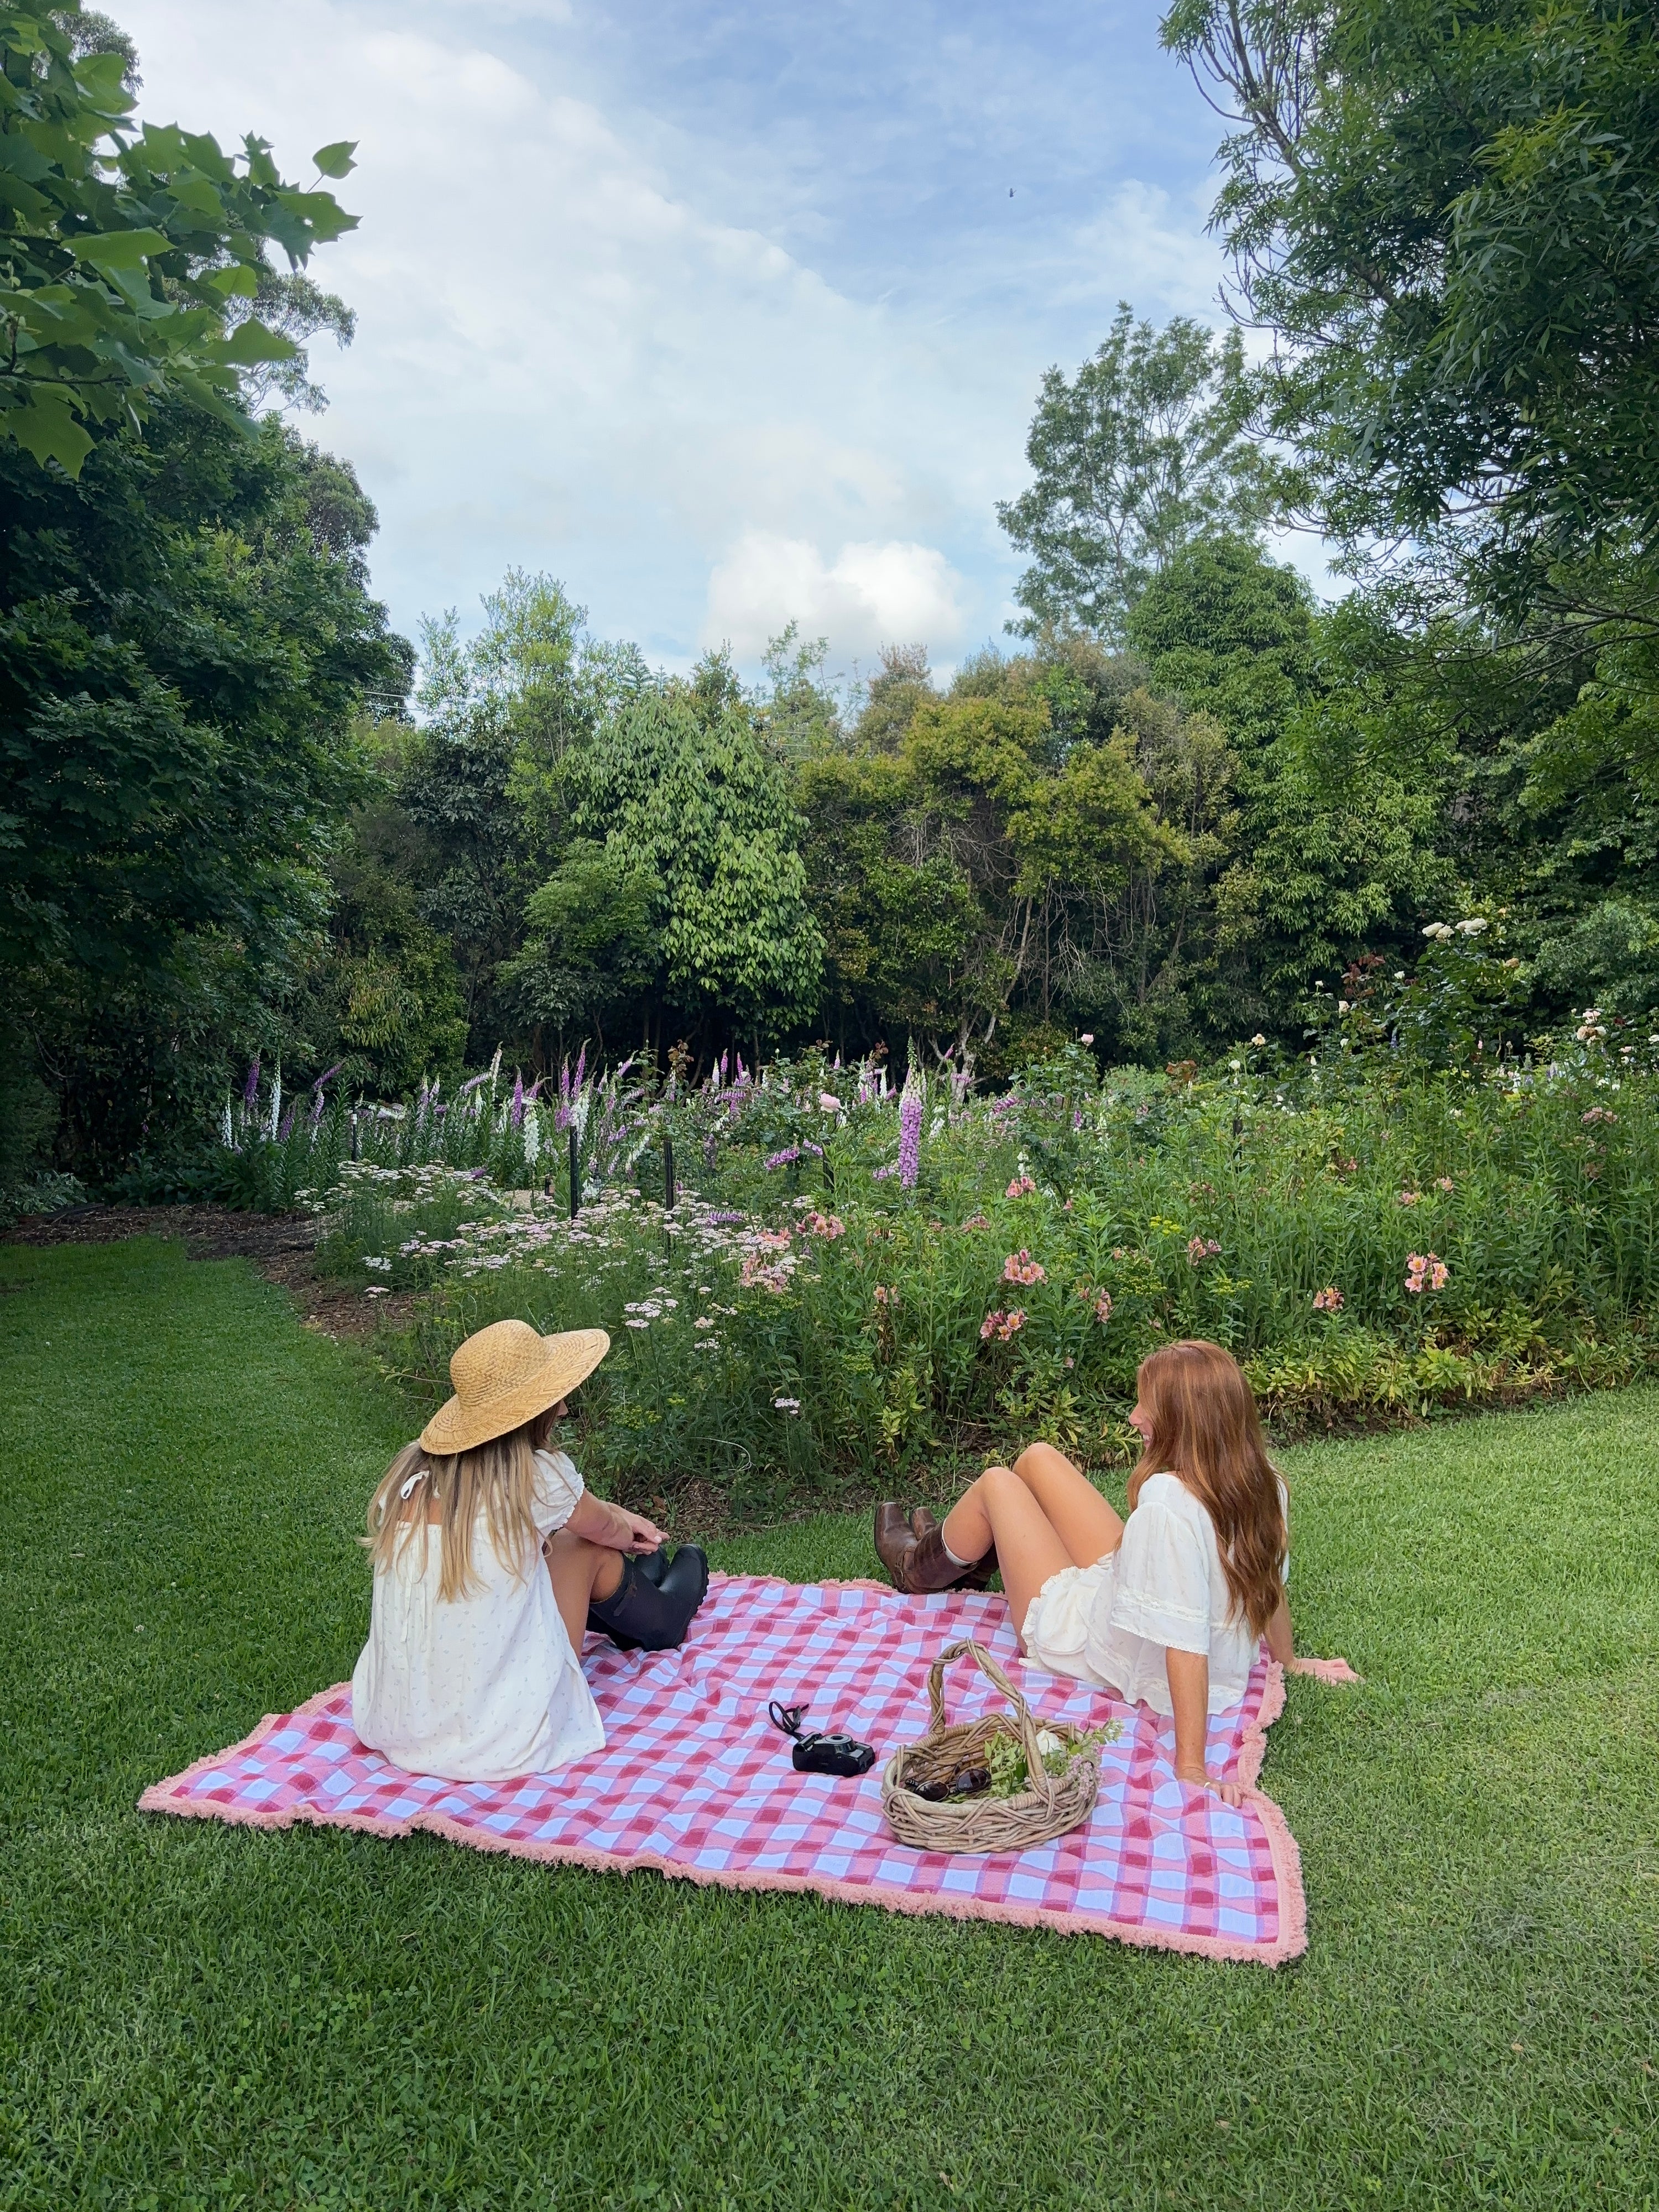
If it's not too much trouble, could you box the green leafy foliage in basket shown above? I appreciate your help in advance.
[986,1720,1120,1798]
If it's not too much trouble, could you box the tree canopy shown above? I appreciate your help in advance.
[1161,0,1659,629]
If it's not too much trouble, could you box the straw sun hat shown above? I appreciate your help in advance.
[420,1318,611,1457]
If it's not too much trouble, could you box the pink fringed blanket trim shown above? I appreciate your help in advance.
[139,1575,1354,1966]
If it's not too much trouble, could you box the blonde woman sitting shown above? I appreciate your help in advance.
[352,1318,708,1782]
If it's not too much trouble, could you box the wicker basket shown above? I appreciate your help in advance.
[881,1639,1104,1854]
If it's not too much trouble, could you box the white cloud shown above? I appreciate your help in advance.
[1060,180,1223,322]
[702,535,969,663]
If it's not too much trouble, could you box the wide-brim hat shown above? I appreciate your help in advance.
[420,1317,611,1457]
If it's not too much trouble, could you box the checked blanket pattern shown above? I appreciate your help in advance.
[140,1573,1311,1964]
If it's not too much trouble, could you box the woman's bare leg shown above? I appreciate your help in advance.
[941,1468,1071,1639]
[1010,1441,1124,1566]
[941,1442,1125,1642]
[543,1530,623,1650]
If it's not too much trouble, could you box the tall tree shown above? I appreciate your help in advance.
[997,304,1286,643]
[802,666,1190,1068]
[564,662,825,1053]
[1161,0,1659,633]
[2,404,411,1172]
[1161,0,1659,1021]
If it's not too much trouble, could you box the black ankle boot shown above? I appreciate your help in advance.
[637,1542,670,1586]
[587,1545,709,1653]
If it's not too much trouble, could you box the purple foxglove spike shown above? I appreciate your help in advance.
[243,1056,260,1108]
[719,1051,728,1082]
[898,1073,923,1187]
[278,1104,296,1142]
[573,1042,587,1091]
[511,1071,525,1126]
[312,1062,345,1093]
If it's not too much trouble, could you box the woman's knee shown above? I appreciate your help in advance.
[973,1465,1025,1517]
[1013,1440,1075,1488]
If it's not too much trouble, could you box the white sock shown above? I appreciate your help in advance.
[943,1538,975,1568]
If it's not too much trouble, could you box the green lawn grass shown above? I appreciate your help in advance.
[2,1237,1656,2211]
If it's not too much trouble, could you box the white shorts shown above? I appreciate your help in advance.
[1019,1554,1120,1689]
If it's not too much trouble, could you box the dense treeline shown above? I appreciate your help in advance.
[6,0,1659,1197]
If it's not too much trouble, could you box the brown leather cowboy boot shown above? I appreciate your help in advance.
[874,1501,919,1580]
[911,1505,998,1591]
[873,1503,987,1594]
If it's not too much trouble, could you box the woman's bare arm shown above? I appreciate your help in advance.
[1165,1647,1246,1806]
[563,1489,667,1553]
[1264,1592,1293,1667]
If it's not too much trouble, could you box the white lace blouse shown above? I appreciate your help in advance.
[351,1448,604,1781]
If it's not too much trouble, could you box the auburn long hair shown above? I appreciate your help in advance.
[364,1404,561,1603]
[1127,1339,1286,1636]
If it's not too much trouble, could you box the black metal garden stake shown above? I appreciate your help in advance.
[662,1129,676,1212]
[568,1124,581,1219]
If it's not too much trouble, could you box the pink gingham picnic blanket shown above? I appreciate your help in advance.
[140,1574,1340,1964]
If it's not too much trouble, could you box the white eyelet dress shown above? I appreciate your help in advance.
[1019,1470,1287,1717]
[351,1448,605,1781]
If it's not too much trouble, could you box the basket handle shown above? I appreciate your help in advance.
[925,1639,1058,1804]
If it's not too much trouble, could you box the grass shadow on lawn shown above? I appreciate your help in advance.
[1,1235,1655,2211]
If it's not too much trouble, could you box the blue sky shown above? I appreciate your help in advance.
[119,1,1238,679]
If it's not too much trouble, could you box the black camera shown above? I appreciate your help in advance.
[767,1700,877,1777]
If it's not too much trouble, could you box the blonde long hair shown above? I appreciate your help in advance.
[365,1405,560,1601]
[1128,1339,1286,1636]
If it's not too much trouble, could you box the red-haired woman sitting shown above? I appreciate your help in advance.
[875,1339,1298,1804]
